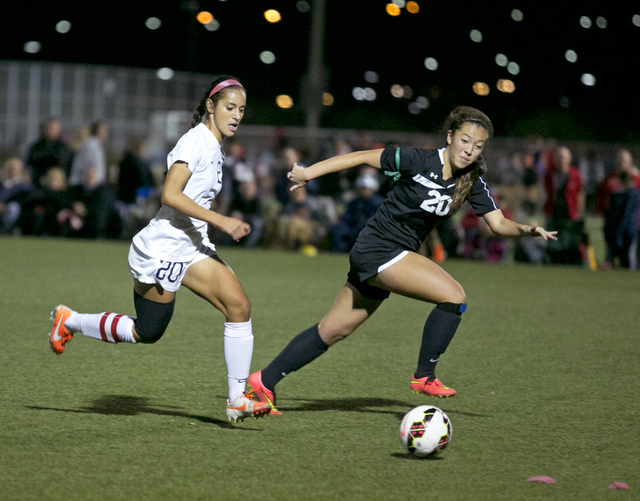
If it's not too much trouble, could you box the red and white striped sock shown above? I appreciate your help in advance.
[68,312,137,344]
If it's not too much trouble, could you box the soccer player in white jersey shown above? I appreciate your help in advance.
[49,75,271,423]
[247,106,558,414]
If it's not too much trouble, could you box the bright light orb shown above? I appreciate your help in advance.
[470,29,483,42]
[56,20,71,34]
[260,51,276,64]
[197,11,214,24]
[581,73,596,86]
[596,16,607,29]
[507,61,520,75]
[565,49,578,63]
[156,67,174,80]
[364,87,377,101]
[390,84,404,98]
[391,0,406,7]
[424,57,438,71]
[415,96,429,109]
[145,17,161,30]
[408,102,422,115]
[204,20,220,32]
[579,16,592,29]
[497,79,515,93]
[406,1,420,14]
[352,87,366,101]
[265,10,282,23]
[23,41,41,54]
[473,82,490,96]
[511,9,523,22]
[386,4,401,16]
[322,93,334,106]
[364,71,379,83]
[276,95,293,108]
[633,15,640,27]
[495,54,508,67]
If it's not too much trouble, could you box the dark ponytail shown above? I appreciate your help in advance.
[190,75,244,128]
[443,106,493,215]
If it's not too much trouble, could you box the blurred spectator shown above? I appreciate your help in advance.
[275,186,335,251]
[221,179,264,249]
[595,148,640,267]
[543,146,586,265]
[0,157,33,234]
[19,167,81,237]
[602,171,639,270]
[68,121,108,186]
[521,152,539,216]
[116,137,153,205]
[460,190,513,262]
[218,141,252,216]
[329,172,384,252]
[26,118,72,188]
[68,167,121,239]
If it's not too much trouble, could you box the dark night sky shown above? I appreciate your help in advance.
[1,1,639,141]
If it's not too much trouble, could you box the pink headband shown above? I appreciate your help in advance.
[208,79,244,98]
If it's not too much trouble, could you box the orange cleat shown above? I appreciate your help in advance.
[49,305,74,354]
[226,394,272,423]
[247,371,282,415]
[410,375,456,398]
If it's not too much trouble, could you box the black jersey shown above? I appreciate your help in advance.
[355,145,498,253]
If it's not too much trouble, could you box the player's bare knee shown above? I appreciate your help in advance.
[224,298,251,323]
[446,283,466,305]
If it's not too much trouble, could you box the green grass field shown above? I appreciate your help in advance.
[1,236,638,500]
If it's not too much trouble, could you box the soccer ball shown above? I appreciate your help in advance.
[399,405,452,458]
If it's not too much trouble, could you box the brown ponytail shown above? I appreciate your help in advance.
[443,106,493,215]
[449,156,487,214]
[190,75,244,128]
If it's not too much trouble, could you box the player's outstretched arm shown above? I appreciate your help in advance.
[288,149,384,191]
[482,209,558,240]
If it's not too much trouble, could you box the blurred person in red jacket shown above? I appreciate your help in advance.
[595,149,640,267]
[543,146,586,265]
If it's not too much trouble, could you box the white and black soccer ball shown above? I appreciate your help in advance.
[399,405,452,458]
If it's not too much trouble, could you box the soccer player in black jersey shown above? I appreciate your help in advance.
[248,106,557,413]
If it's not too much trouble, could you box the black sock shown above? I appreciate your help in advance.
[261,324,328,390]
[415,303,463,379]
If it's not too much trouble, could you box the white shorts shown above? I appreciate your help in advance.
[128,241,217,292]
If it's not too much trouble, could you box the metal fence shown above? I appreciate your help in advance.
[1,59,638,194]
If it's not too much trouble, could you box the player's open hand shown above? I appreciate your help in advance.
[529,224,557,241]
[287,162,308,191]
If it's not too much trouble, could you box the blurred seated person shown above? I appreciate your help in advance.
[521,152,540,216]
[603,171,639,270]
[276,185,334,251]
[19,167,81,237]
[26,118,72,188]
[460,193,513,262]
[543,145,586,265]
[0,157,33,234]
[330,172,384,252]
[220,179,264,249]
[116,137,153,205]
[68,167,121,239]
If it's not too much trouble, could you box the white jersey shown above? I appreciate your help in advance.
[132,123,224,262]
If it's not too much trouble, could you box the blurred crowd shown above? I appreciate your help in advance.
[2,118,639,271]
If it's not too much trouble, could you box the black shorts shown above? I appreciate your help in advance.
[347,241,409,300]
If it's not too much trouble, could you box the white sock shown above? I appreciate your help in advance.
[224,319,254,402]
[67,311,137,344]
